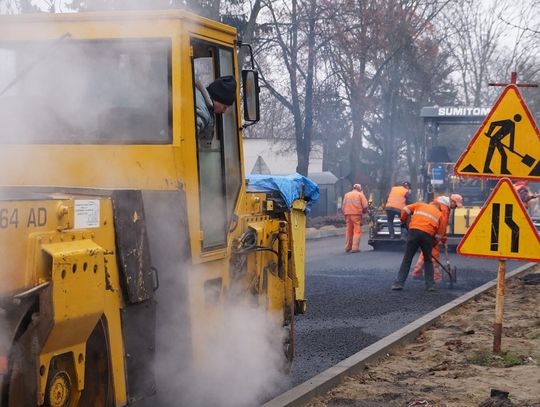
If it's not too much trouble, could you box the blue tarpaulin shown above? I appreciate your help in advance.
[246,173,319,211]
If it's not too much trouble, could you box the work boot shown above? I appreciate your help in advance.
[391,282,404,290]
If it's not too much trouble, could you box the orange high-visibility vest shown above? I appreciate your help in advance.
[385,186,409,211]
[433,201,450,234]
[401,202,446,239]
[342,189,368,216]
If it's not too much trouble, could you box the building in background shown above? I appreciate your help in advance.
[243,139,323,175]
[244,139,338,217]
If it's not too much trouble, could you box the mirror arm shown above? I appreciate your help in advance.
[241,121,257,130]
[236,40,255,70]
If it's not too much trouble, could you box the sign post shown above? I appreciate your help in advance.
[455,72,540,354]
[458,177,540,353]
[493,260,506,354]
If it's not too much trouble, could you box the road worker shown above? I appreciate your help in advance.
[195,75,237,144]
[384,181,413,239]
[411,194,464,283]
[411,241,443,282]
[342,183,369,253]
[514,181,538,214]
[391,194,463,291]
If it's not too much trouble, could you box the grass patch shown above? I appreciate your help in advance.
[468,348,538,368]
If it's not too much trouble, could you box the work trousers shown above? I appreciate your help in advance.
[395,229,435,286]
[344,214,362,252]
[411,244,441,281]
[386,209,400,239]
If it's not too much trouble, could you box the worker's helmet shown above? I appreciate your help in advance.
[437,196,451,208]
[450,194,464,208]
[402,181,411,189]
[353,183,362,191]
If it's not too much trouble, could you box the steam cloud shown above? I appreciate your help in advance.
[174,302,289,406]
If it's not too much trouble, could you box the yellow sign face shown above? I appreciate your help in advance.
[455,85,540,181]
[458,178,540,261]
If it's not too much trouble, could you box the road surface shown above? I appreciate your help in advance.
[287,235,521,389]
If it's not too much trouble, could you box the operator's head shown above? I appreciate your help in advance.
[450,194,463,208]
[207,76,237,114]
[402,181,411,190]
[353,184,362,192]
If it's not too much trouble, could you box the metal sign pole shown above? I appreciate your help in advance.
[490,73,534,356]
[493,259,506,354]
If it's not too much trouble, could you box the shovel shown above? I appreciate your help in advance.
[501,143,536,167]
[433,244,457,288]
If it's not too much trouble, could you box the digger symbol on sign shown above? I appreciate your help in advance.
[482,114,536,175]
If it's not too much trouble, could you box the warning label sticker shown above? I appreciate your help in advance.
[74,200,100,229]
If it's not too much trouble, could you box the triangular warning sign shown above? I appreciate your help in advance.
[455,84,540,181]
[458,178,540,261]
[251,155,271,174]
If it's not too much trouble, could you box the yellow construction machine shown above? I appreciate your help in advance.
[0,10,314,406]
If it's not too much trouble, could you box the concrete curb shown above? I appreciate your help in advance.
[262,261,538,407]
[305,227,345,240]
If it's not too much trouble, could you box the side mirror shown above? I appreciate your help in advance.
[242,69,260,124]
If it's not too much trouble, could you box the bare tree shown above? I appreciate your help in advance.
[255,0,323,176]
[319,0,451,198]
[439,0,522,106]
[501,0,540,35]
[0,0,38,13]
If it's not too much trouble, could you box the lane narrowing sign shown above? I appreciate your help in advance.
[457,178,540,261]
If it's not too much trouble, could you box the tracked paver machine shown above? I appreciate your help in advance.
[369,106,495,250]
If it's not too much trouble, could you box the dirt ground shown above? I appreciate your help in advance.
[307,265,540,407]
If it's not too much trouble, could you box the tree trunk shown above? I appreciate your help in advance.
[238,0,262,68]
[297,0,316,176]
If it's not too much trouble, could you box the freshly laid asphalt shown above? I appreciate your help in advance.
[267,232,523,403]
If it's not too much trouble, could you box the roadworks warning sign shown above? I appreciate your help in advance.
[455,84,540,181]
[458,178,540,261]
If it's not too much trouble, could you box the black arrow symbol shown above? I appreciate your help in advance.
[490,203,520,253]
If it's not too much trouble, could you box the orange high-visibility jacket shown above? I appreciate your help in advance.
[433,201,450,235]
[342,189,368,216]
[385,186,409,211]
[401,201,447,240]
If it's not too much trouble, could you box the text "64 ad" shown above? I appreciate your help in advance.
[0,207,47,229]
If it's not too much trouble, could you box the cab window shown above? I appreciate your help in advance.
[0,38,171,144]
[192,39,241,251]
